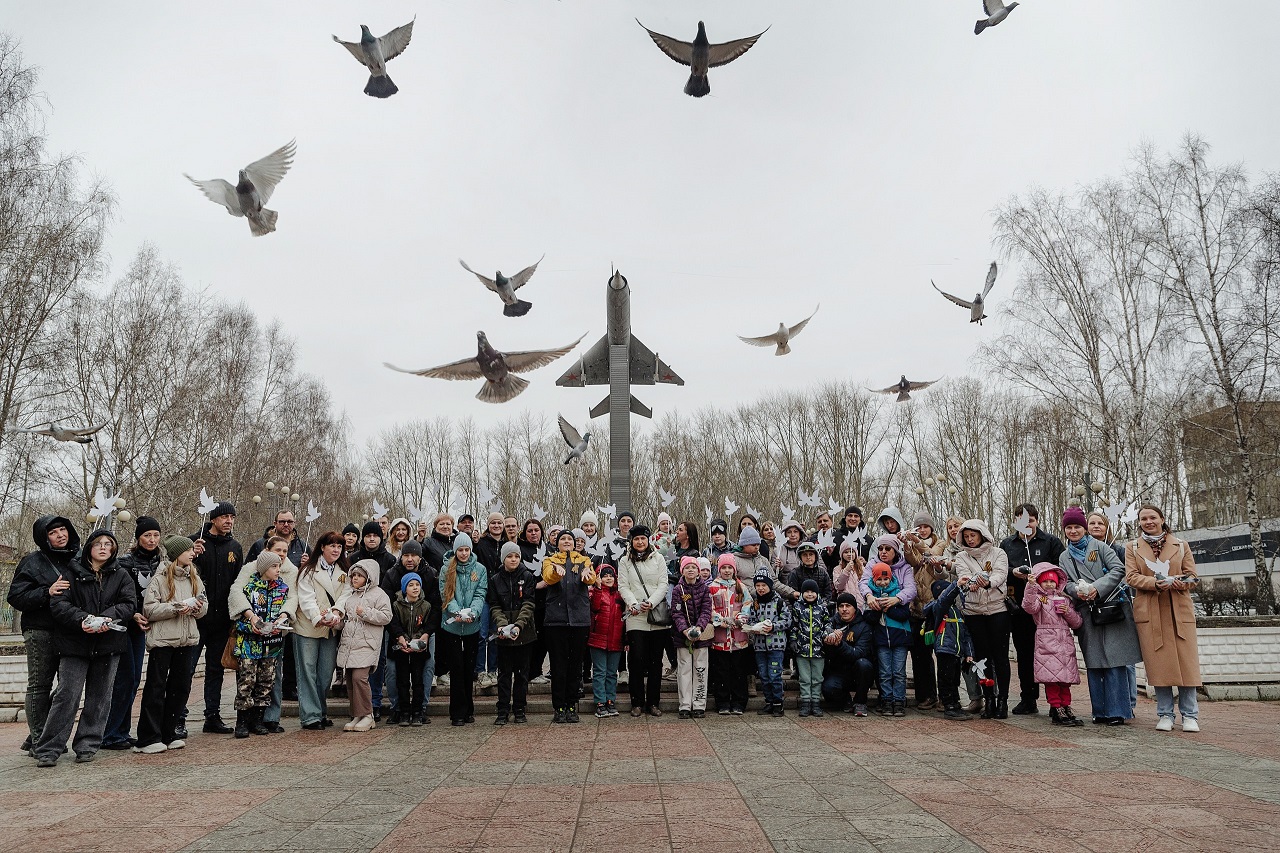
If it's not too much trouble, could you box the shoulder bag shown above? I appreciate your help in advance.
[1070,551,1126,626]
[636,568,672,627]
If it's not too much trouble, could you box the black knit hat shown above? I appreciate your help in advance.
[361,520,383,538]
[401,539,423,557]
[209,501,236,519]
[134,515,161,540]
[800,579,820,595]
[342,523,360,537]
[628,525,652,540]
[835,592,859,607]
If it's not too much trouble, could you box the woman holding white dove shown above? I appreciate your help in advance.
[294,532,351,730]
[437,533,488,726]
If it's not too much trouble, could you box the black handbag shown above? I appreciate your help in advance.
[637,572,672,627]
[1069,552,1127,626]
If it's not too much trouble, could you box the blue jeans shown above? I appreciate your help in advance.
[294,634,338,725]
[1155,685,1199,721]
[1086,667,1133,720]
[755,649,785,706]
[590,648,621,705]
[103,628,146,745]
[475,603,498,674]
[876,645,908,703]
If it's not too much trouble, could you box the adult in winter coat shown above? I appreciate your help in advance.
[246,509,309,565]
[809,511,841,571]
[294,531,351,730]
[490,542,538,723]
[384,517,412,561]
[517,519,550,682]
[228,536,300,732]
[1021,563,1084,726]
[1125,504,1202,732]
[101,516,164,749]
[421,514,456,572]
[1059,506,1141,725]
[998,503,1064,716]
[541,529,598,722]
[438,533,488,726]
[617,525,670,716]
[336,560,393,732]
[32,529,136,767]
[7,515,79,753]
[736,526,799,600]
[900,511,948,712]
[832,505,871,563]
[821,592,875,714]
[953,519,1012,718]
[669,557,713,717]
[773,519,805,579]
[189,502,243,734]
[709,553,754,715]
[474,512,507,576]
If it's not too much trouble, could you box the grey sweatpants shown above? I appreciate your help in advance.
[33,654,119,762]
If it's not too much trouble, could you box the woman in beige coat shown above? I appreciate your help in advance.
[1125,503,1201,732]
[952,519,1011,718]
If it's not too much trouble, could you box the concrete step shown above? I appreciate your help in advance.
[282,694,824,718]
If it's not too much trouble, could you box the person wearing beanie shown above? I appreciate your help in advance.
[134,535,207,752]
[346,519,397,721]
[998,503,1064,717]
[30,529,135,767]
[579,511,599,550]
[617,523,670,717]
[899,510,948,713]
[227,550,288,739]
[704,518,733,564]
[821,590,875,716]
[389,569,433,727]
[226,536,302,733]
[921,577,973,721]
[789,577,830,717]
[438,532,487,726]
[186,499,243,735]
[784,540,833,602]
[341,523,361,555]
[737,526,762,549]
[1022,563,1084,726]
[383,535,442,723]
[586,563,625,718]
[542,529,597,723]
[100,515,166,750]
[651,512,677,562]
[861,534,917,718]
[708,552,753,715]
[743,570,791,716]
[833,506,870,564]
[669,555,713,719]
[472,512,509,691]
[774,519,806,580]
[335,561,392,733]
[489,541,538,725]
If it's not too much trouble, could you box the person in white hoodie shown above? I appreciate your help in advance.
[336,560,393,732]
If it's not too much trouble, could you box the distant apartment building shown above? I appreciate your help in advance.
[1182,401,1280,529]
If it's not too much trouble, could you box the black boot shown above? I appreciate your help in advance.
[204,715,233,735]
[234,710,250,739]
[980,692,996,719]
[1062,706,1085,727]
[1049,707,1068,726]
[944,703,973,721]
[994,695,1009,720]
[249,708,270,736]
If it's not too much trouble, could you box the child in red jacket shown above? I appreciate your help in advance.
[588,565,626,718]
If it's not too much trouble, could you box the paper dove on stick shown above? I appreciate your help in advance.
[828,498,844,516]
[197,488,218,517]
[372,499,390,519]
[1143,557,1171,580]
[532,503,548,522]
[724,497,740,516]
[597,503,617,520]
[780,504,796,524]
[305,501,321,524]
[798,488,821,508]
[658,486,675,508]
[745,503,759,520]
[1013,508,1034,536]
[90,489,122,524]
[407,504,425,525]
[815,527,836,550]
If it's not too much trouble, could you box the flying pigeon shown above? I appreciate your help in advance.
[873,375,940,403]
[974,0,1020,35]
[197,488,218,517]
[6,420,107,444]
[827,498,844,516]
[1013,508,1033,536]
[724,497,740,517]
[779,504,796,524]
[738,304,819,356]
[305,501,321,524]
[558,414,591,464]
[932,262,997,325]
[184,140,296,237]
[658,487,676,508]
[372,499,390,519]
[798,488,822,508]
[532,503,548,522]
[384,331,584,404]
[460,255,543,318]
[332,19,415,97]
[636,19,768,97]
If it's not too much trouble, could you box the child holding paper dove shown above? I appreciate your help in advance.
[1021,563,1084,726]
[670,556,713,718]
[135,536,207,753]
[789,579,829,717]
[587,564,625,718]
[232,551,291,738]
[336,560,392,732]
[438,534,488,726]
[709,553,754,715]
[389,571,433,726]
[490,542,538,724]
[743,573,792,717]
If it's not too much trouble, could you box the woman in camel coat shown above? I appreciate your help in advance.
[1124,503,1201,733]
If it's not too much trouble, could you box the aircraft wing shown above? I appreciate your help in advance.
[556,334,683,387]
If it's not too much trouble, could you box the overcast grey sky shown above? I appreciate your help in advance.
[6,1,1280,444]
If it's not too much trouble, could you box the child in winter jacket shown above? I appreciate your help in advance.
[743,573,793,717]
[670,557,713,718]
[588,564,626,717]
[821,593,876,715]
[921,579,973,721]
[389,572,433,727]
[789,579,829,717]
[709,553,754,715]
[135,535,207,753]
[337,560,393,732]
[1022,563,1085,726]
[233,551,290,738]
[863,556,913,718]
[490,541,539,724]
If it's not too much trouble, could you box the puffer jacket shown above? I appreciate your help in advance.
[49,531,136,658]
[742,592,792,652]
[439,551,488,636]
[142,563,208,648]
[7,514,81,632]
[952,520,1011,616]
[784,561,833,601]
[490,565,538,647]
[336,562,393,668]
[588,585,626,652]
[823,611,874,670]
[233,572,289,660]
[789,598,830,658]
[734,551,798,600]
[542,550,597,628]
[1021,564,1082,685]
[228,556,299,624]
[670,577,713,649]
[389,592,433,652]
[709,576,752,652]
[117,546,162,625]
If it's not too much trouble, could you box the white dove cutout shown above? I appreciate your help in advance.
[532,542,548,563]
[1143,557,1171,580]
[407,504,425,526]
[815,527,836,550]
[1013,509,1034,536]
[972,659,989,680]
[532,503,548,522]
[780,504,796,525]
[704,505,714,530]
[1121,502,1139,524]
[725,497,740,516]
[90,489,121,524]
[745,503,760,520]
[372,499,390,519]
[828,498,844,516]
[597,504,617,521]
[738,304,820,356]
[477,484,497,507]
[848,523,868,546]
[197,488,218,516]
[658,486,676,508]
[305,501,321,524]
[798,488,822,508]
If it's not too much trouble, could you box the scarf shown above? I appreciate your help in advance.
[1067,534,1093,563]
[1141,530,1167,554]
[870,576,910,632]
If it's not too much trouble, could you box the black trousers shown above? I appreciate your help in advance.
[966,611,1011,699]
[281,636,297,698]
[545,626,588,710]
[821,657,875,707]
[909,616,937,702]
[1010,607,1040,702]
[626,629,665,710]
[137,646,197,747]
[936,653,962,707]
[527,609,548,680]
[390,649,428,715]
[710,648,753,712]
[192,620,230,719]
[438,631,478,721]
[496,645,531,713]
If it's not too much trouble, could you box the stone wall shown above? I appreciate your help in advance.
[0,648,207,716]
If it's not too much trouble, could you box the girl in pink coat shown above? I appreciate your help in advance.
[1021,563,1084,727]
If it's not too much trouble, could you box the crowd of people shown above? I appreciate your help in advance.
[7,497,1205,767]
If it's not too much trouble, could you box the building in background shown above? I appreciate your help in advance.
[1182,401,1280,529]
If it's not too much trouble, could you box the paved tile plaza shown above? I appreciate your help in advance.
[1,676,1277,853]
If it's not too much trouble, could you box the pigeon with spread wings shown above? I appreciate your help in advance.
[975,0,1020,35]
[333,19,415,98]
[933,262,997,324]
[460,255,543,318]
[185,140,296,237]
[739,304,819,356]
[6,420,106,444]
[872,375,939,403]
[558,414,591,464]
[385,332,584,404]
[636,19,768,97]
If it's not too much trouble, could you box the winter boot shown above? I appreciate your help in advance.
[811,701,824,718]
[798,700,811,718]
[204,715,233,735]
[1062,706,1085,727]
[994,695,1009,719]
[249,708,270,736]
[493,712,508,726]
[757,703,774,716]
[944,703,973,721]
[1049,707,1069,726]
[980,690,996,719]
[233,710,250,739]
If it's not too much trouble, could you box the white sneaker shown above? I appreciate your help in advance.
[438,674,451,687]
[343,718,358,731]
[1181,718,1200,733]
[166,739,186,750]
[662,667,676,682]
[353,715,374,732]
[530,675,550,685]
[133,742,167,754]
[1155,716,1174,732]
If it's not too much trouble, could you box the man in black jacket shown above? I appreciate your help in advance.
[245,509,309,565]
[821,593,875,714]
[189,502,243,734]
[999,503,1064,716]
[7,515,79,752]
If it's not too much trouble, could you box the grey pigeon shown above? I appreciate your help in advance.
[185,140,296,237]
[459,254,543,317]
[738,304,819,356]
[932,262,997,324]
[975,0,1019,35]
[333,19,415,98]
[871,375,939,403]
[558,414,591,464]
[636,19,768,97]
[6,420,106,444]
[384,331,585,404]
